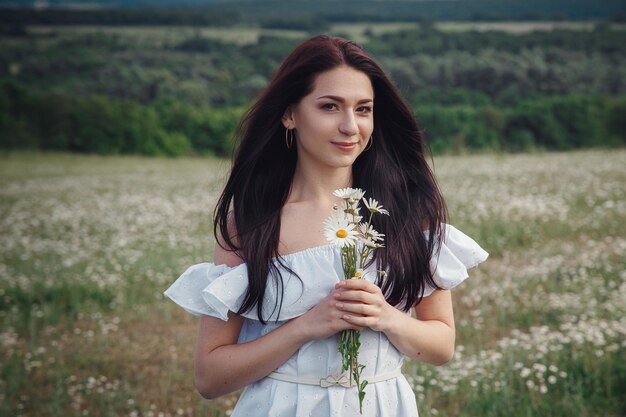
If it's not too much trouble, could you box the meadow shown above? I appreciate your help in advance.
[0,149,624,416]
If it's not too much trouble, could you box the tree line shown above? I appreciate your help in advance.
[1,0,624,27]
[2,80,623,156]
[0,24,624,155]
[3,28,622,107]
[0,7,240,27]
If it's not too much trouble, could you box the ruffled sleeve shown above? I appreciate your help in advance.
[163,262,248,320]
[423,224,489,297]
[163,248,342,322]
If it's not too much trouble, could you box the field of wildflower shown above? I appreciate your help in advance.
[1,150,624,417]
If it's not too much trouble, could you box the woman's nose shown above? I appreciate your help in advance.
[338,113,358,136]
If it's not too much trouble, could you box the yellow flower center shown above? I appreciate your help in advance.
[354,271,362,278]
[336,229,348,238]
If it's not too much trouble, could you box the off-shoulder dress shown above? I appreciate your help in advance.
[164,224,488,417]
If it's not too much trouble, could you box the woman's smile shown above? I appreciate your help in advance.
[331,141,359,152]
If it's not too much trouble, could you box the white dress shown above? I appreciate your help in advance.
[164,224,488,417]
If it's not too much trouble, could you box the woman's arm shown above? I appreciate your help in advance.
[334,280,455,365]
[194,243,363,399]
[195,312,305,398]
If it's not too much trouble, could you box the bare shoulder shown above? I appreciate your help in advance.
[214,244,244,267]
[213,212,244,267]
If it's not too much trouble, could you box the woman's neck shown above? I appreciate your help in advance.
[288,163,352,205]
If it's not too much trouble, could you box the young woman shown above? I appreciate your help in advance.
[164,35,488,416]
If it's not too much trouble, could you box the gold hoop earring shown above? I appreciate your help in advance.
[285,128,294,149]
[364,135,373,151]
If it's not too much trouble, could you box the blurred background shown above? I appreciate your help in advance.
[0,1,624,416]
[1,0,626,154]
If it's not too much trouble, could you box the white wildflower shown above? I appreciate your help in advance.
[363,198,389,215]
[323,215,358,248]
[359,223,385,242]
[333,187,365,200]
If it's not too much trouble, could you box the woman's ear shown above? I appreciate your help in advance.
[281,107,295,129]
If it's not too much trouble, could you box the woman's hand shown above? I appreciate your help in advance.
[332,280,456,364]
[332,278,399,332]
[292,288,364,341]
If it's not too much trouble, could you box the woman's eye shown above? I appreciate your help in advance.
[321,103,338,111]
[357,106,372,114]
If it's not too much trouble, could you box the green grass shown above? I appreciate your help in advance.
[0,150,624,416]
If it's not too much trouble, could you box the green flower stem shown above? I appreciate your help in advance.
[332,191,387,414]
[339,243,369,414]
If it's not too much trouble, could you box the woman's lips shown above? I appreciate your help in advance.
[331,142,358,151]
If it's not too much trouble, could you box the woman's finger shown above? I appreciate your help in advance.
[340,314,372,329]
[335,289,376,304]
[336,301,378,316]
[336,279,381,294]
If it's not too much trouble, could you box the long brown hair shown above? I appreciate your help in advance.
[214,35,447,323]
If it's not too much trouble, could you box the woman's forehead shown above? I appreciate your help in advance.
[309,66,374,101]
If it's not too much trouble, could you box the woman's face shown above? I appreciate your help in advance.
[283,65,374,172]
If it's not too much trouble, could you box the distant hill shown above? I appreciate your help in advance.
[1,0,624,23]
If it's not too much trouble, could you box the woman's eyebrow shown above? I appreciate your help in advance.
[316,95,373,104]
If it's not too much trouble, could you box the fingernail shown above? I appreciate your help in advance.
[336,302,343,308]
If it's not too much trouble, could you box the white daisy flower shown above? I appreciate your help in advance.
[359,223,385,242]
[363,239,384,249]
[333,188,355,199]
[323,214,358,247]
[363,198,389,215]
[334,200,362,223]
[333,187,365,201]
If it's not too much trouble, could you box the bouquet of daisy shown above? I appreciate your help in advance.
[323,187,388,414]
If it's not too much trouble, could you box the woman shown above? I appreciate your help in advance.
[164,35,487,416]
